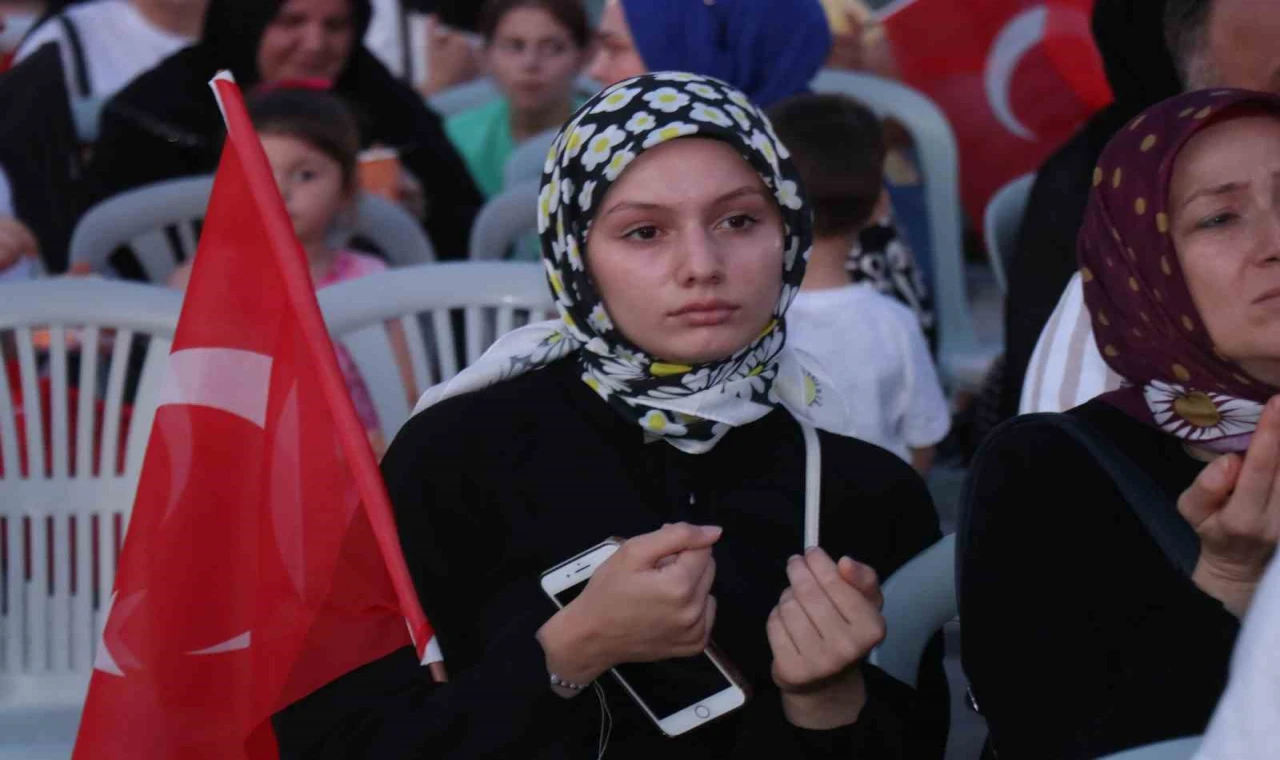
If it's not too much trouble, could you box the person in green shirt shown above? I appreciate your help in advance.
[445,0,589,199]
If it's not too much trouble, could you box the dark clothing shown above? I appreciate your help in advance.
[999,0,1181,420]
[274,355,949,759]
[961,399,1239,759]
[0,42,83,273]
[85,0,482,271]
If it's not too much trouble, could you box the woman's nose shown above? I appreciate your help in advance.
[676,230,725,286]
[298,22,326,52]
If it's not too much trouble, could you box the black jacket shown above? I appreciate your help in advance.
[85,0,482,270]
[274,356,949,758]
[999,0,1182,419]
[961,400,1237,758]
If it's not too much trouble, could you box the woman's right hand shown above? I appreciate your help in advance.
[537,523,722,686]
[0,216,38,272]
[1178,396,1280,617]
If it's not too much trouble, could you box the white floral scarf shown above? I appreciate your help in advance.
[414,72,849,453]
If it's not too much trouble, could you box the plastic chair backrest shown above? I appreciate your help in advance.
[1096,737,1202,760]
[69,176,433,282]
[867,533,956,688]
[318,262,555,443]
[810,69,995,390]
[503,127,559,189]
[983,173,1035,294]
[0,279,181,702]
[468,181,541,261]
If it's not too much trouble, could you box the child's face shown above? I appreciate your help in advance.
[260,132,350,252]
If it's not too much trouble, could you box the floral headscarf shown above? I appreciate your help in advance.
[414,72,848,453]
[1080,88,1280,451]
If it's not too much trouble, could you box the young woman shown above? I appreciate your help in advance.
[275,72,948,758]
[962,89,1280,758]
[445,0,588,198]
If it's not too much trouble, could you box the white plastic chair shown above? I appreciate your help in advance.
[0,279,182,758]
[69,175,434,282]
[811,69,998,390]
[983,173,1035,295]
[468,181,541,261]
[867,534,956,688]
[1096,737,1202,760]
[318,262,555,444]
[503,127,560,189]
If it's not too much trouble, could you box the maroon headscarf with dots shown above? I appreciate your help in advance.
[1080,88,1280,452]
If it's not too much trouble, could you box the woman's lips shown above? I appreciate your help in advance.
[669,301,739,327]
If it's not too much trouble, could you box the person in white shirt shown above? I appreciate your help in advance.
[770,93,950,472]
[1021,0,1280,414]
[1195,552,1280,760]
[15,0,205,103]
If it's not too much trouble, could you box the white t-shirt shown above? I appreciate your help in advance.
[1195,554,1280,760]
[16,0,193,101]
[1019,271,1121,414]
[788,283,950,461]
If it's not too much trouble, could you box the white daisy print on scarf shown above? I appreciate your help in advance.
[563,122,596,160]
[644,87,691,113]
[582,124,627,171]
[686,82,722,100]
[592,86,642,113]
[537,181,557,233]
[578,180,598,212]
[640,409,689,436]
[625,111,657,133]
[565,235,584,271]
[588,303,614,333]
[690,103,734,128]
[784,237,803,270]
[728,88,754,110]
[653,72,698,82]
[560,177,575,206]
[776,180,802,210]
[642,121,699,149]
[751,130,781,174]
[604,149,638,181]
[726,104,753,132]
[1144,380,1263,441]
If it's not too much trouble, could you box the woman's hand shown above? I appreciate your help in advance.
[421,15,482,97]
[767,548,886,730]
[0,216,38,272]
[1178,396,1280,617]
[537,523,722,688]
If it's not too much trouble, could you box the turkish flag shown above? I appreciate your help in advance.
[72,74,436,759]
[882,0,1110,221]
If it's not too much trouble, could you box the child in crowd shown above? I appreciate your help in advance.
[769,93,949,473]
[444,0,588,198]
[169,86,413,456]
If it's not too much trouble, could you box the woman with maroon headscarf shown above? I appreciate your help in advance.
[961,89,1280,759]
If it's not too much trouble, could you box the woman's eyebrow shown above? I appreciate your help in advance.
[1178,182,1244,211]
[601,186,767,219]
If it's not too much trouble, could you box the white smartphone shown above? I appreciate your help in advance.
[540,539,749,737]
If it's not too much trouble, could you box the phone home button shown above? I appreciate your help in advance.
[694,705,711,720]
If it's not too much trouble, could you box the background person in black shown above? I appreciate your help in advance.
[963,90,1280,759]
[274,73,948,758]
[85,0,483,274]
[998,0,1181,422]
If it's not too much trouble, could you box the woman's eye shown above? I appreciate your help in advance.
[623,225,659,241]
[1197,211,1238,230]
[297,169,318,183]
[721,214,759,231]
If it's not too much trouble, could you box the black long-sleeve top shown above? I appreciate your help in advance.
[961,400,1240,758]
[274,355,948,758]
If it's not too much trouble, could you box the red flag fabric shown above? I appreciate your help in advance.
[73,74,434,759]
[881,0,1110,221]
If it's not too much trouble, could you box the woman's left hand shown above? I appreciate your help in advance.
[766,548,886,730]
